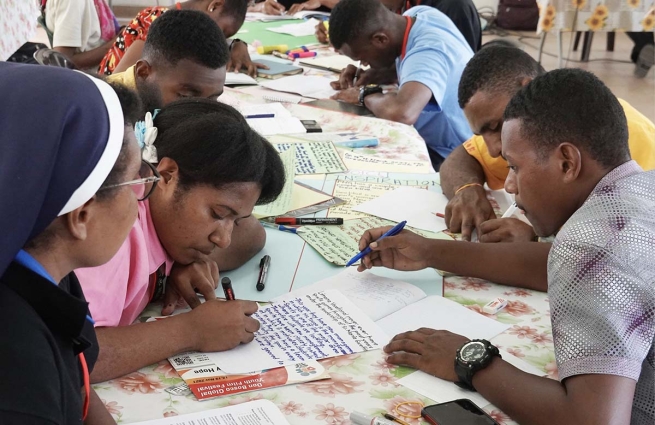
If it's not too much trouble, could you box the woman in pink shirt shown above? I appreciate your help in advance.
[76,98,286,382]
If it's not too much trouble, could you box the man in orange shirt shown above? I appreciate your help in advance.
[440,45,655,241]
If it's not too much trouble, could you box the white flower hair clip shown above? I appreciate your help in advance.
[134,109,160,163]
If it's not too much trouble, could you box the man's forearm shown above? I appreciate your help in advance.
[54,39,114,69]
[473,359,634,425]
[440,145,486,199]
[364,92,415,124]
[428,240,550,291]
[92,315,195,383]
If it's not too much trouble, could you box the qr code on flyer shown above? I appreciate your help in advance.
[173,355,194,366]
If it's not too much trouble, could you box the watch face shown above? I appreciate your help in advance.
[461,341,487,362]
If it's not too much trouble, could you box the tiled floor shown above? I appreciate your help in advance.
[483,30,655,121]
[29,25,655,120]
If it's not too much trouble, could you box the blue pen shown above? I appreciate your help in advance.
[246,114,275,119]
[334,139,379,149]
[260,221,300,234]
[345,220,407,267]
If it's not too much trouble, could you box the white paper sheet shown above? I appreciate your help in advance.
[397,350,546,407]
[225,72,258,85]
[130,399,290,425]
[352,186,449,232]
[210,290,389,374]
[260,75,338,99]
[376,295,509,340]
[273,268,427,321]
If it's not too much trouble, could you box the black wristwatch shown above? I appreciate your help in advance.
[359,84,383,105]
[454,339,501,391]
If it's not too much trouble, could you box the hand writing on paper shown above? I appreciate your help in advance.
[330,64,370,90]
[331,87,360,105]
[162,259,219,315]
[187,300,260,352]
[315,20,328,44]
[227,41,269,78]
[385,328,469,382]
[478,218,537,243]
[357,227,432,272]
[288,0,322,15]
[444,185,496,241]
[261,0,286,15]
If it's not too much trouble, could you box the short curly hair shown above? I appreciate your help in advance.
[328,0,387,50]
[458,45,545,109]
[504,68,629,168]
[143,9,229,69]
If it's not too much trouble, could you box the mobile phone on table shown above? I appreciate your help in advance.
[421,399,499,425]
[301,119,322,133]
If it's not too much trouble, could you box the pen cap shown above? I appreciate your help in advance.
[350,412,396,425]
[350,411,373,425]
[221,277,231,286]
[257,44,289,54]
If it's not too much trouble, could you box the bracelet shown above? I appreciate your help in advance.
[454,182,483,195]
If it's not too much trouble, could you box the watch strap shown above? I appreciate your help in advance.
[359,85,383,105]
[454,339,501,392]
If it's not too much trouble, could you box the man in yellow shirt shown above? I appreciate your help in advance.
[107,9,227,113]
[441,45,655,241]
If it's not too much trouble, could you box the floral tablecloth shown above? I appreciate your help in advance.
[0,0,40,60]
[538,0,655,32]
[94,275,553,425]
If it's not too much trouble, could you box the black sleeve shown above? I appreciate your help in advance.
[0,292,65,424]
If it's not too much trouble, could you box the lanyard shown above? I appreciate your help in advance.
[80,353,90,420]
[400,16,414,60]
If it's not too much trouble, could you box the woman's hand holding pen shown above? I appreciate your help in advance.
[162,259,220,315]
[357,227,433,272]
[187,300,260,352]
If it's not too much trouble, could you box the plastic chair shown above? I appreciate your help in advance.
[33,48,77,69]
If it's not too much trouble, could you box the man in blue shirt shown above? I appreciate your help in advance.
[329,0,473,169]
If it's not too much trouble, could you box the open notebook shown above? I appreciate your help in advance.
[273,268,509,339]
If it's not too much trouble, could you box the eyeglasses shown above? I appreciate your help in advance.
[99,160,162,201]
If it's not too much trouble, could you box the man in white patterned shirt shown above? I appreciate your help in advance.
[356,68,655,424]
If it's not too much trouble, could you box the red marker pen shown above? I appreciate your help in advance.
[221,277,236,300]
